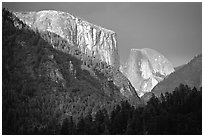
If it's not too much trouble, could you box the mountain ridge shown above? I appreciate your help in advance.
[141,54,202,102]
[2,8,202,135]
[121,48,174,97]
[3,8,142,108]
[14,10,120,70]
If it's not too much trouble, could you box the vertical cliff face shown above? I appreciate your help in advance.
[11,10,142,104]
[14,10,120,70]
[121,48,174,97]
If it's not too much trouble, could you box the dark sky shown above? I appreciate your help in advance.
[3,2,202,67]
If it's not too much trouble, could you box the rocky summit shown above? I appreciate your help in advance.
[121,48,174,97]
[4,9,141,105]
[2,8,202,135]
[14,10,120,70]
[145,54,202,100]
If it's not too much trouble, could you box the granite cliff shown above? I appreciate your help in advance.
[121,48,174,97]
[3,8,202,135]
[9,9,141,104]
[141,54,202,102]
[14,10,120,70]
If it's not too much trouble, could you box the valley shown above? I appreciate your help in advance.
[2,8,202,135]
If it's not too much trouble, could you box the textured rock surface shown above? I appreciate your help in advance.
[12,10,141,105]
[112,70,142,105]
[14,10,120,70]
[121,48,174,97]
[148,54,202,98]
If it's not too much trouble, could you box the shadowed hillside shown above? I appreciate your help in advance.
[2,8,201,135]
[2,8,142,134]
[141,54,202,103]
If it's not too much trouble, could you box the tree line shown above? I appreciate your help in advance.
[2,8,202,135]
[57,84,202,135]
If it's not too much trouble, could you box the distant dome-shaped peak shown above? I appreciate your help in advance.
[142,48,156,51]
[141,48,162,55]
[131,48,141,51]
[130,48,160,54]
[121,48,175,97]
[130,48,164,60]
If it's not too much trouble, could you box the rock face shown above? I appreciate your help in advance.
[14,10,120,70]
[11,10,142,105]
[147,54,202,98]
[121,48,174,97]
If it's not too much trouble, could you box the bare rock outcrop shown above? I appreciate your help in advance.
[121,48,174,97]
[14,10,120,69]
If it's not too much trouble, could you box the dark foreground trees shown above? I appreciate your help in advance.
[57,84,202,135]
[2,9,202,135]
